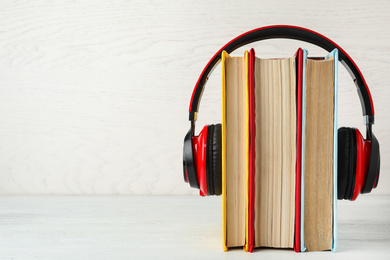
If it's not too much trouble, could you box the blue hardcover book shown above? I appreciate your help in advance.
[300,49,338,252]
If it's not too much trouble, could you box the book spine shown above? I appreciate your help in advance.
[221,51,228,252]
[294,48,303,253]
[247,48,256,253]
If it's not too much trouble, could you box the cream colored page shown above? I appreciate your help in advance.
[254,57,296,248]
[280,58,296,247]
[225,57,246,247]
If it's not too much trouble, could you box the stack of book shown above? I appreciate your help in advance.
[221,48,338,252]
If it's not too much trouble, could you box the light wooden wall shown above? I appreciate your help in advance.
[0,0,389,195]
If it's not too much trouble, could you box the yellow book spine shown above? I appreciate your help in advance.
[221,51,229,252]
[244,50,250,252]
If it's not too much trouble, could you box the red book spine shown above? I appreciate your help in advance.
[294,48,303,253]
[248,48,256,253]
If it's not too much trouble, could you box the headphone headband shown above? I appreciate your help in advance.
[188,25,375,124]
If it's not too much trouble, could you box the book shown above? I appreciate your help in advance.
[294,48,304,253]
[221,48,338,252]
[252,50,297,249]
[221,51,248,250]
[300,49,338,252]
[246,48,256,253]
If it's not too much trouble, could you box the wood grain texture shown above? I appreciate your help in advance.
[0,195,389,259]
[0,0,389,194]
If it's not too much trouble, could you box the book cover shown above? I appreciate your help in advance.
[246,48,255,253]
[294,48,303,253]
[300,49,338,252]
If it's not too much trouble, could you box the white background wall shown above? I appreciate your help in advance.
[0,0,389,195]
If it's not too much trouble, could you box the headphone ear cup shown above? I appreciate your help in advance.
[212,124,222,195]
[338,127,357,200]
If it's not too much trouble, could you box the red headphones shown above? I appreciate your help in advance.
[183,25,380,200]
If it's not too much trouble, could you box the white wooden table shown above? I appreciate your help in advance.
[0,195,389,259]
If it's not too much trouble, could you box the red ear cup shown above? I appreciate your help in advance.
[352,129,371,200]
[361,130,380,193]
[183,124,222,196]
[192,125,209,196]
[338,127,374,200]
[183,129,198,189]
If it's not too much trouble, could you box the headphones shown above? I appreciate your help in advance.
[183,25,380,200]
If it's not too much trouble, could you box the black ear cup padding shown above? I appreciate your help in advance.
[206,124,222,196]
[212,124,222,195]
[206,125,215,195]
[338,127,357,200]
[337,128,349,199]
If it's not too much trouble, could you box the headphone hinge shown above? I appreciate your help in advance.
[366,124,373,140]
[189,111,197,121]
[364,115,375,125]
[190,121,195,136]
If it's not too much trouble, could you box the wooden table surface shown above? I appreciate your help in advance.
[0,195,389,259]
